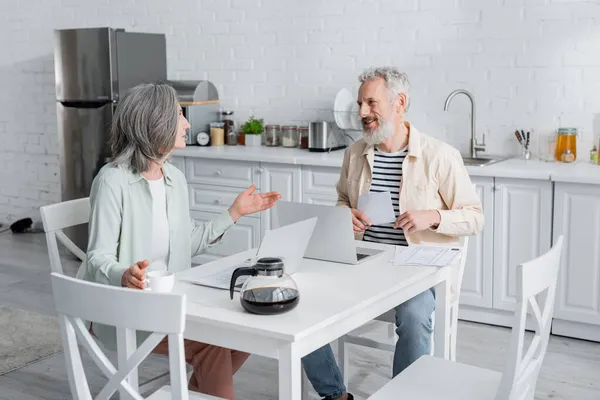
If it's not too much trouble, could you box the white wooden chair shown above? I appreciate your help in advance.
[40,197,91,279]
[40,198,173,393]
[368,235,564,400]
[336,236,469,382]
[50,272,222,400]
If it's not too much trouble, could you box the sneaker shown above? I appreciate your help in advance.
[322,394,354,400]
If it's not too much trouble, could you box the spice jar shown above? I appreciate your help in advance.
[222,111,237,146]
[281,126,298,148]
[210,122,225,146]
[299,126,309,149]
[264,125,280,147]
[555,128,578,161]
[561,149,575,163]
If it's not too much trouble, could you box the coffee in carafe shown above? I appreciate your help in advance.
[230,257,300,315]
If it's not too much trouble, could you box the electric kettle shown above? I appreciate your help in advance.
[229,257,300,315]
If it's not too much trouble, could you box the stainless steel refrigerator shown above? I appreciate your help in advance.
[54,27,167,251]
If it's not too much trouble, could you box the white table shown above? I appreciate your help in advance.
[174,241,452,399]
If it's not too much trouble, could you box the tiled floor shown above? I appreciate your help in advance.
[1,232,599,399]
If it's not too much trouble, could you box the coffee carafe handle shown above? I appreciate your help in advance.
[229,267,258,299]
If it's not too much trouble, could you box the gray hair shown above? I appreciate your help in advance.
[358,67,411,110]
[108,83,179,174]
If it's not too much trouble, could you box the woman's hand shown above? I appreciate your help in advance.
[229,184,282,222]
[121,260,149,290]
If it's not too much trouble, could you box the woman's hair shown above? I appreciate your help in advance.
[108,82,179,173]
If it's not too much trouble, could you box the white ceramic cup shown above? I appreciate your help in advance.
[144,270,175,293]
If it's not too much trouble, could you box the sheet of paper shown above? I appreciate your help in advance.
[393,245,461,267]
[357,191,396,225]
[183,263,249,291]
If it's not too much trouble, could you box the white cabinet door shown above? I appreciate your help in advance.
[493,178,552,311]
[460,176,494,308]
[260,164,302,231]
[190,211,261,257]
[553,183,600,326]
[303,193,338,206]
[169,156,185,173]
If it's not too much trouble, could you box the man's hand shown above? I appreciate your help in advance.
[351,208,371,233]
[394,210,440,234]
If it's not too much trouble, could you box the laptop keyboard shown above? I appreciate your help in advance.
[356,253,369,261]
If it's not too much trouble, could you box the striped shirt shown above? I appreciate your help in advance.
[363,147,409,246]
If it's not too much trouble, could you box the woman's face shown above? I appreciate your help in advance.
[173,105,190,150]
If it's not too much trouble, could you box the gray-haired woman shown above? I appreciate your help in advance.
[84,83,281,399]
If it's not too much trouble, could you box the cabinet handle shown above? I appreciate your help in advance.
[214,170,223,176]
[257,168,264,174]
[493,185,503,191]
[213,199,222,205]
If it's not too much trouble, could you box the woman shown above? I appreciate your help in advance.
[85,82,281,399]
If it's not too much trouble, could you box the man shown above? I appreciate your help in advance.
[301,67,484,400]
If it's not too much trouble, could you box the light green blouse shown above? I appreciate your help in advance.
[84,161,234,349]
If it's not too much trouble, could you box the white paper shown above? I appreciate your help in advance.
[393,245,461,267]
[357,191,396,225]
[183,263,250,291]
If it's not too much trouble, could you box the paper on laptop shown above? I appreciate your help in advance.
[357,191,396,225]
[393,245,461,267]
[182,217,318,290]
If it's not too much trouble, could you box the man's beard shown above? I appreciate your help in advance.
[362,115,395,145]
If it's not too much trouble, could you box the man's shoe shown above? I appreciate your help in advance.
[322,394,354,400]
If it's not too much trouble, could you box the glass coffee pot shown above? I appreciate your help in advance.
[229,257,300,315]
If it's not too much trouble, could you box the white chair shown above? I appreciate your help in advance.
[368,235,564,400]
[336,236,470,382]
[40,197,91,279]
[50,272,222,400]
[40,198,172,393]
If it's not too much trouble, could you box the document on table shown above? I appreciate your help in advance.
[393,245,462,267]
[183,263,249,291]
[357,191,396,225]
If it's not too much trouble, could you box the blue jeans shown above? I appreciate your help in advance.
[302,288,435,398]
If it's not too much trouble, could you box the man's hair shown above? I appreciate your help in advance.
[358,67,411,110]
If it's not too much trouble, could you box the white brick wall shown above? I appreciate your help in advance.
[1,0,599,222]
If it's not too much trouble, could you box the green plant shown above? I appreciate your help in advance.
[241,116,264,135]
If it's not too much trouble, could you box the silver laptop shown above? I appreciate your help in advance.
[275,201,385,265]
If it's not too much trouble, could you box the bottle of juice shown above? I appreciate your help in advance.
[555,128,578,162]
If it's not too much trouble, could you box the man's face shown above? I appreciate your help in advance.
[357,78,399,144]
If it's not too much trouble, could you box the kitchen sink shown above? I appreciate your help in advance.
[461,156,511,167]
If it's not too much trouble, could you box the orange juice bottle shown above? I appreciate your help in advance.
[555,128,578,162]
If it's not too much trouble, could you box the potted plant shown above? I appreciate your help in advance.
[242,116,264,147]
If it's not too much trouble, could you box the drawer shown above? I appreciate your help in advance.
[169,156,186,174]
[186,158,261,189]
[303,166,341,196]
[303,193,339,207]
[189,184,258,216]
[191,211,260,257]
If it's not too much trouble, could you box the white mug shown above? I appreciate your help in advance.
[144,270,175,293]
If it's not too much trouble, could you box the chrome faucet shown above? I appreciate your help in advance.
[443,89,486,158]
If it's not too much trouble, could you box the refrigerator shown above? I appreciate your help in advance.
[54,27,167,251]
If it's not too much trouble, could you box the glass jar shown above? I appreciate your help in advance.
[264,125,280,147]
[281,126,298,148]
[222,111,237,146]
[298,126,309,149]
[210,122,225,146]
[555,128,578,162]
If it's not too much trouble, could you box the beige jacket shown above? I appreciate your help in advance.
[336,122,483,245]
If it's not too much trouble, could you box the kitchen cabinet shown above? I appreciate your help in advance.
[260,164,302,231]
[492,178,553,312]
[552,182,600,342]
[169,156,186,173]
[460,177,495,309]
[302,166,340,206]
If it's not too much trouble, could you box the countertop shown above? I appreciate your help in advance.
[173,146,600,184]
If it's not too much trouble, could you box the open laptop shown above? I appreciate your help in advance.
[275,201,385,265]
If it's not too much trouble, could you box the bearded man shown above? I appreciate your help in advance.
[300,67,484,400]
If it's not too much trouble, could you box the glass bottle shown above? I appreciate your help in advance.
[555,128,578,161]
[222,111,237,146]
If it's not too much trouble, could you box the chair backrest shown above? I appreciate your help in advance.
[40,198,90,277]
[50,272,189,400]
[495,235,564,400]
